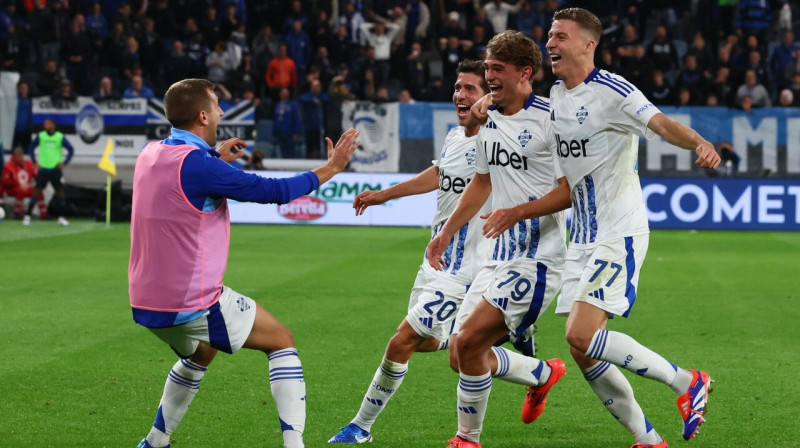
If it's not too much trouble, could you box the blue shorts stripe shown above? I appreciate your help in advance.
[451,223,469,275]
[206,302,232,354]
[514,262,548,342]
[622,237,637,317]
[584,175,598,243]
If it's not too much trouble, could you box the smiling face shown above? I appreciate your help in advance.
[453,72,486,126]
[484,55,527,108]
[547,18,594,85]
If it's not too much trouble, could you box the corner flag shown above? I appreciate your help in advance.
[98,138,117,177]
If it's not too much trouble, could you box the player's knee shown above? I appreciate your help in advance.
[564,327,592,354]
[270,325,295,350]
[455,330,480,360]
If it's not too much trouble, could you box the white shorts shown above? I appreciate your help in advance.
[453,264,494,335]
[456,259,562,341]
[557,235,649,317]
[406,267,470,341]
[148,286,257,357]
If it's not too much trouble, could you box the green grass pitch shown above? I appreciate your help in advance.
[1,220,799,447]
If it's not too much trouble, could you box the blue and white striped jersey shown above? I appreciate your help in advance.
[549,68,661,247]
[422,126,492,285]
[475,93,566,265]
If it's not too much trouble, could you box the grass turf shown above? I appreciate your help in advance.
[1,219,798,447]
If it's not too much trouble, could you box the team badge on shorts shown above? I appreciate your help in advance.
[236,297,250,312]
[465,147,476,165]
[518,129,532,147]
[576,105,588,124]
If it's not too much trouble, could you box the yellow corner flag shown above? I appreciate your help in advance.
[98,138,117,177]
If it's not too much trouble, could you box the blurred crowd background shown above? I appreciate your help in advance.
[3,0,800,159]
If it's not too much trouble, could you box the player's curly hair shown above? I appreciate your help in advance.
[163,79,215,129]
[456,59,489,94]
[485,30,541,81]
[553,7,603,43]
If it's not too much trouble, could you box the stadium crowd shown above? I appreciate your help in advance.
[2,0,800,158]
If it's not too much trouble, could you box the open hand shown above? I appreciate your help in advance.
[426,233,451,270]
[481,208,520,239]
[353,190,386,216]
[325,128,361,173]
[217,138,247,163]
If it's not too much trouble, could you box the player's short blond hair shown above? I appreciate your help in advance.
[485,30,542,81]
[164,79,215,129]
[553,7,602,43]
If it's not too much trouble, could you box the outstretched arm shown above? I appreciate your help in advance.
[426,172,491,270]
[353,165,439,216]
[647,113,720,169]
[481,176,571,239]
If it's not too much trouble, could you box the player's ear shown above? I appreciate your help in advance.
[197,109,208,126]
[585,39,597,54]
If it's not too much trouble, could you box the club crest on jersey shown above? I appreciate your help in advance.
[465,147,476,165]
[518,129,532,147]
[576,105,588,124]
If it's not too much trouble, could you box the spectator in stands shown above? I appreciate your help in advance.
[205,41,235,84]
[285,19,312,77]
[229,52,257,100]
[251,24,279,96]
[124,74,155,99]
[687,31,714,75]
[0,23,26,72]
[312,46,335,90]
[676,54,710,104]
[339,0,366,46]
[771,30,797,89]
[183,17,209,72]
[787,71,800,104]
[405,0,430,47]
[596,47,614,72]
[647,69,677,106]
[283,0,309,34]
[311,10,333,50]
[441,11,465,41]
[2,146,45,219]
[28,0,59,69]
[361,21,400,87]
[736,0,771,41]
[244,149,264,170]
[13,82,33,150]
[614,24,640,69]
[120,36,141,81]
[677,86,700,106]
[201,6,222,47]
[149,0,178,40]
[101,21,127,76]
[484,0,521,34]
[63,16,91,95]
[745,49,772,93]
[36,59,64,96]
[26,118,74,226]
[52,80,76,106]
[398,89,414,103]
[85,1,107,39]
[94,76,121,102]
[717,142,741,176]
[220,2,243,42]
[737,69,771,107]
[273,87,302,158]
[740,94,754,113]
[515,1,538,37]
[646,24,679,77]
[710,66,736,108]
[620,44,654,94]
[162,40,199,91]
[266,43,298,97]
[441,35,464,87]
[778,88,794,107]
[299,79,330,159]
[327,65,355,139]
[138,18,163,87]
[469,6,494,39]
[406,41,427,98]
[705,92,719,107]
